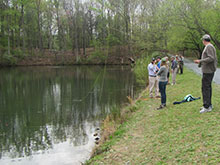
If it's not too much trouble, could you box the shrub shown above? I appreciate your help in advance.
[1,52,17,65]
[88,49,107,63]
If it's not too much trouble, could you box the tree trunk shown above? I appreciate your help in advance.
[11,29,15,49]
[82,16,86,56]
[36,0,43,50]
[211,38,220,50]
[21,3,25,52]
[48,25,52,49]
[47,2,53,49]
[1,15,4,38]
[15,4,20,48]
[74,19,79,62]
[55,0,63,50]
[101,0,105,44]
[88,10,93,42]
[7,15,10,55]
[73,0,80,61]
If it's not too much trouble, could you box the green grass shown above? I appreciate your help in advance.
[87,68,220,164]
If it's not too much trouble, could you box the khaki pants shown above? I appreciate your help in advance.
[149,76,159,97]
[172,68,177,84]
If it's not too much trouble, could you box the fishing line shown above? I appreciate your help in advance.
[73,68,104,102]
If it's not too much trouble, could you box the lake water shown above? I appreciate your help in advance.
[0,65,140,165]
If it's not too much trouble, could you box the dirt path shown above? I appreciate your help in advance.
[184,58,220,85]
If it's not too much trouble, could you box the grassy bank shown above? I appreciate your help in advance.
[87,68,220,164]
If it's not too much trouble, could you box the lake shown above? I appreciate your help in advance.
[0,65,140,165]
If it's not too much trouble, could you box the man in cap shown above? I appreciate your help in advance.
[194,34,218,113]
[171,56,178,85]
[148,58,160,98]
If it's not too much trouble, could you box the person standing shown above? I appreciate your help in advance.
[156,57,161,69]
[176,55,180,74]
[157,58,168,109]
[156,56,161,96]
[194,34,218,113]
[148,58,160,98]
[171,56,178,85]
[179,55,184,74]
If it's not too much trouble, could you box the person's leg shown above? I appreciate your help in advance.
[177,64,179,74]
[158,81,164,109]
[202,74,208,108]
[163,81,168,105]
[180,64,183,74]
[172,69,174,84]
[159,81,162,104]
[182,64,183,74]
[149,76,155,97]
[155,76,160,97]
[167,71,170,84]
[209,73,214,107]
[159,82,166,105]
[202,73,214,108]
[172,68,177,84]
[208,73,214,107]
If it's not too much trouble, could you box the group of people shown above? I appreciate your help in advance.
[147,55,182,109]
[147,34,218,113]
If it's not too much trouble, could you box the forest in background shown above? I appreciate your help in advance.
[0,0,220,65]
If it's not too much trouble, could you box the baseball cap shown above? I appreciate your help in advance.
[161,58,166,62]
[151,58,156,62]
[202,34,211,41]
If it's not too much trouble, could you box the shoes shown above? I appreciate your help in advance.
[200,105,213,110]
[157,104,166,110]
[200,107,212,114]
[155,95,161,98]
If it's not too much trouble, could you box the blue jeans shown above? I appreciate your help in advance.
[159,81,168,105]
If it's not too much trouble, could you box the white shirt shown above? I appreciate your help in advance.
[148,63,157,76]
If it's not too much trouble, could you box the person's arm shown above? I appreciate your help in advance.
[156,65,160,72]
[171,61,173,70]
[199,45,215,63]
[194,45,215,64]
[194,59,200,64]
[157,67,164,76]
[148,64,154,72]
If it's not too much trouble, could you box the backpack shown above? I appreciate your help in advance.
[184,94,194,102]
[173,94,200,105]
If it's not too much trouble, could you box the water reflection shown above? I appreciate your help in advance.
[0,66,139,164]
